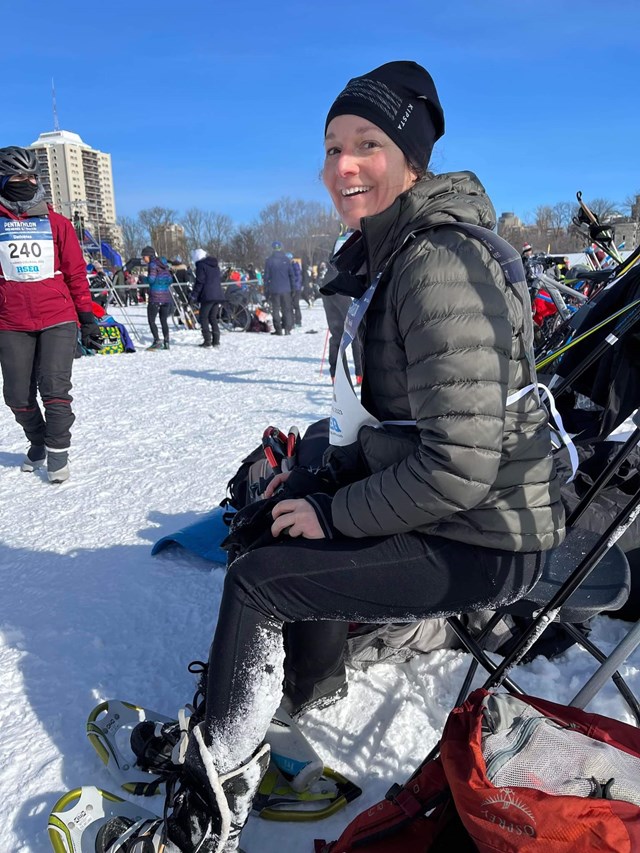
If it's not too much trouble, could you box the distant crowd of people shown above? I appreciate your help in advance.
[85,241,342,352]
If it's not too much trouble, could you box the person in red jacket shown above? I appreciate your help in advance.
[0,146,102,483]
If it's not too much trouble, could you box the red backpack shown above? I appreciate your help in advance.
[318,689,640,853]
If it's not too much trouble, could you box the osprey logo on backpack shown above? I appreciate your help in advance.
[480,789,537,838]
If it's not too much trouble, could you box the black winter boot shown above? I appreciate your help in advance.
[100,725,270,853]
[130,661,208,775]
[21,444,46,472]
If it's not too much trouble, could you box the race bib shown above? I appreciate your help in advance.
[0,216,55,282]
[330,350,380,445]
[329,276,382,446]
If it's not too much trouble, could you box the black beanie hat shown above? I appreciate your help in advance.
[324,61,445,171]
[141,246,156,257]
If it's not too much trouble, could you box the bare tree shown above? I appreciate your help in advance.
[138,206,179,257]
[203,212,234,258]
[118,215,147,260]
[585,197,621,222]
[549,202,574,235]
[182,207,208,257]
[254,197,339,267]
[227,228,263,269]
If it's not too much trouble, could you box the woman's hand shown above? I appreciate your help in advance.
[271,499,325,539]
[263,470,291,498]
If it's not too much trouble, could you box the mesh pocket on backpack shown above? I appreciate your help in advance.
[482,694,640,806]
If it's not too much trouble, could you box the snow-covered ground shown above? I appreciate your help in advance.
[1,302,639,853]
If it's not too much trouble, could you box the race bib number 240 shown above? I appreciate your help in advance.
[0,216,55,282]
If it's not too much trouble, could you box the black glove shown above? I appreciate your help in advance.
[304,493,341,539]
[78,312,103,351]
[221,496,283,563]
[280,466,339,498]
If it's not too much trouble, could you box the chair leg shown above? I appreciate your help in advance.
[451,612,506,706]
[567,620,640,723]
[447,616,525,698]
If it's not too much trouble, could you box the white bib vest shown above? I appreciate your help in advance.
[327,224,577,481]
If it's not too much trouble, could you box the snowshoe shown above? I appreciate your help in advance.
[48,785,159,853]
[87,700,175,795]
[254,764,362,821]
[86,700,362,820]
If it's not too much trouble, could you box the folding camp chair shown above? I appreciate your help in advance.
[447,411,640,724]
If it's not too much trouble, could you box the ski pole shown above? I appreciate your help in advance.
[106,279,144,344]
[319,329,330,375]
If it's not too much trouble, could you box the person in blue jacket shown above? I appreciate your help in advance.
[286,252,303,327]
[264,241,294,335]
[191,248,224,348]
[141,245,173,350]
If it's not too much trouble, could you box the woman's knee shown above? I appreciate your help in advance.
[224,550,288,619]
[225,551,267,597]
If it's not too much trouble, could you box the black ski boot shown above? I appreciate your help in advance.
[130,660,207,775]
[99,725,271,853]
[281,675,348,718]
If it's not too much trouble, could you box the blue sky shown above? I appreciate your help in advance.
[3,0,639,227]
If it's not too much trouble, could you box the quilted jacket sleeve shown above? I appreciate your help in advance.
[332,237,513,537]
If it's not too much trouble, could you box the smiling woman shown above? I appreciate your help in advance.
[104,61,565,853]
[323,117,416,229]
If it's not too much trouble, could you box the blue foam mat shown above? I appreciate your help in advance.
[151,506,235,564]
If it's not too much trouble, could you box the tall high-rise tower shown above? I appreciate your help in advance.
[29,130,122,253]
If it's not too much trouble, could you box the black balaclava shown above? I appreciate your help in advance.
[1,179,38,202]
[325,60,445,170]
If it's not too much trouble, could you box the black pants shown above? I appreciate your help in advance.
[270,292,293,334]
[292,290,302,326]
[200,301,220,345]
[0,323,78,451]
[147,303,171,342]
[203,531,542,752]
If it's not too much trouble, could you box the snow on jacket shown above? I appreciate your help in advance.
[145,257,173,305]
[264,251,294,295]
[0,201,92,332]
[192,256,224,303]
[326,171,565,553]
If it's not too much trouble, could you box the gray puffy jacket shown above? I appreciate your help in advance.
[327,171,565,552]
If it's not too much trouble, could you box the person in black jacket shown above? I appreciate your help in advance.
[191,248,224,348]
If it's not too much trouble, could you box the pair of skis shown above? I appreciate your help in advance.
[48,699,361,852]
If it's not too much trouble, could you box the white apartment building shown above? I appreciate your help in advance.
[29,130,122,251]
